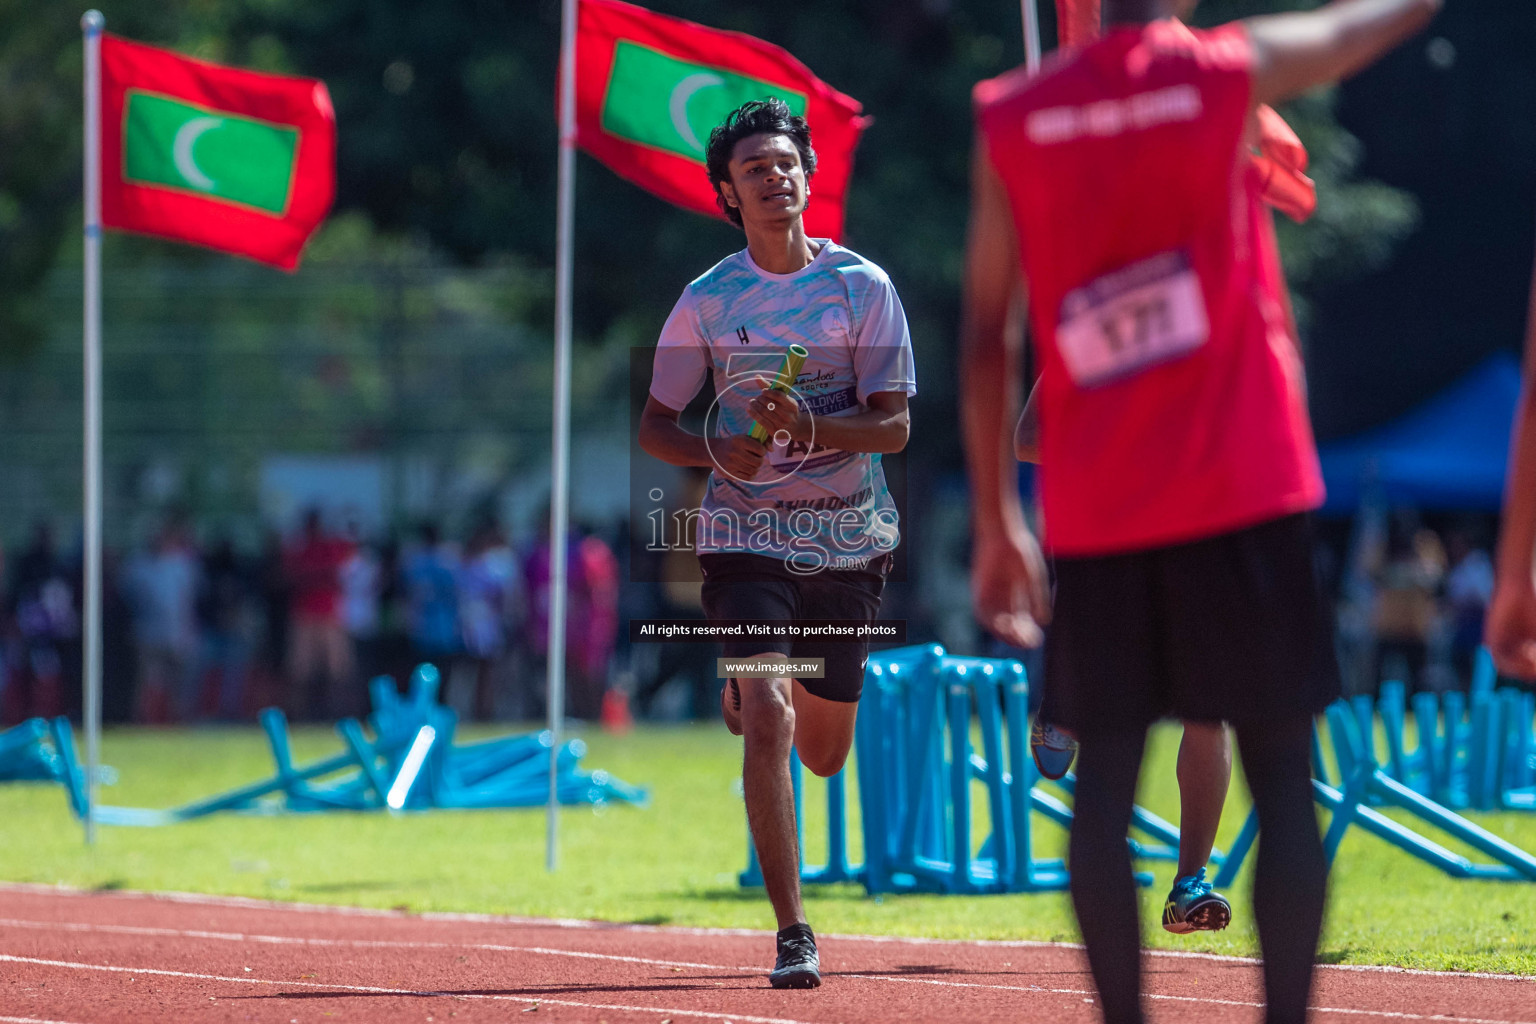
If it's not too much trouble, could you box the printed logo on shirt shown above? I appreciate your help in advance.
[820,306,849,336]
[736,325,752,345]
[1027,85,1202,145]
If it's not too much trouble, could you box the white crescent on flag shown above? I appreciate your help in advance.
[171,116,222,191]
[668,72,725,153]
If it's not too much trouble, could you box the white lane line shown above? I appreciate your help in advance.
[5,920,1532,1024]
[0,918,737,972]
[0,955,815,1024]
[0,1016,94,1024]
[4,881,1531,984]
[842,972,1536,1024]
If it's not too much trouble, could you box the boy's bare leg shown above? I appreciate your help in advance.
[1177,721,1232,876]
[737,664,804,930]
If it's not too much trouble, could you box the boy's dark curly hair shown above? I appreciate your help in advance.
[705,98,817,228]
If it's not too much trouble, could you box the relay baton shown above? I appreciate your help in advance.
[748,343,809,444]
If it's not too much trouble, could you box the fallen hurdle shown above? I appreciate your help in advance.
[0,718,66,782]
[27,663,646,828]
[1212,697,1536,887]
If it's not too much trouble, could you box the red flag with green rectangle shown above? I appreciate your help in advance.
[100,34,335,271]
[573,0,868,241]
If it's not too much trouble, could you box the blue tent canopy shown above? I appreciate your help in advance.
[1318,353,1523,513]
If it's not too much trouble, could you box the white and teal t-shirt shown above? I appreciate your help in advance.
[649,241,916,571]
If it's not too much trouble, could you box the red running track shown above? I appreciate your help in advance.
[1,884,1532,1023]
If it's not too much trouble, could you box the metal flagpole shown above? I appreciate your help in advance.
[1021,0,1043,71]
[546,0,579,873]
[80,8,105,847]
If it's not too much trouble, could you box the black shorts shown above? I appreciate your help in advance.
[699,551,890,703]
[1042,513,1341,736]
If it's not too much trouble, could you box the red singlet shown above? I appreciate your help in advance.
[974,20,1324,556]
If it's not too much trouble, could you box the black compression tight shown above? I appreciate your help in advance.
[1067,718,1327,1024]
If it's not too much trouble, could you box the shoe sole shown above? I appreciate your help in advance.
[770,969,822,989]
[1030,745,1074,782]
[1163,899,1231,934]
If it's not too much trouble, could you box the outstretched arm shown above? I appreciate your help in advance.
[1246,0,1442,109]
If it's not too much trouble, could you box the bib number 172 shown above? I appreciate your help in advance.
[1056,250,1209,388]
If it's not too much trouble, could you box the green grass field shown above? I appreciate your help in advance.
[2,722,1534,974]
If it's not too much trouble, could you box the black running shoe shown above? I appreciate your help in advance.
[769,923,821,989]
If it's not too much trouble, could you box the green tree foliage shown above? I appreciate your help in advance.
[0,0,1438,404]
[238,0,1425,457]
[0,1,290,358]
[0,2,86,357]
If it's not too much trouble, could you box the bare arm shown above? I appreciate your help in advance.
[638,395,713,468]
[639,394,772,482]
[748,388,910,454]
[1487,248,1536,678]
[1499,328,1536,588]
[1246,0,1442,109]
[961,139,1027,528]
[960,137,1050,647]
[1499,342,1536,592]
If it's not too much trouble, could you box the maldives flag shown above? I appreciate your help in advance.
[573,0,868,240]
[100,34,335,270]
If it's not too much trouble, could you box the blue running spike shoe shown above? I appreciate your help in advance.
[1030,719,1078,781]
[1162,868,1231,934]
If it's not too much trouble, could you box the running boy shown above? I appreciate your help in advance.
[639,99,916,989]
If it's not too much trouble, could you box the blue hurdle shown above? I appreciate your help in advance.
[1212,698,1536,887]
[0,719,61,782]
[741,643,1190,896]
[1366,651,1536,814]
[28,663,646,829]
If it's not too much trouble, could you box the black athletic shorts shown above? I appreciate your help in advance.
[699,551,891,703]
[1041,512,1341,736]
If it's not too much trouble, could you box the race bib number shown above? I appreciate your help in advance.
[1056,250,1209,388]
[767,436,844,473]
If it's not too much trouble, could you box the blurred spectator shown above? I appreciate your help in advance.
[197,537,255,720]
[373,538,417,690]
[571,530,621,720]
[123,518,200,722]
[8,524,80,722]
[1445,527,1495,688]
[633,469,714,719]
[402,521,461,681]
[101,549,137,724]
[283,509,354,719]
[1370,521,1446,694]
[525,519,618,721]
[340,520,383,689]
[457,517,520,720]
[254,529,289,703]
